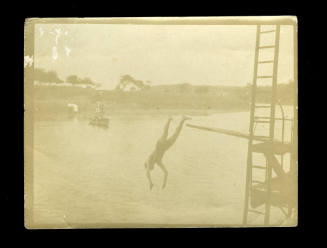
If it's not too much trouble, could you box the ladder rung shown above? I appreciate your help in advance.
[255,116,293,122]
[252,180,265,185]
[252,165,266,169]
[259,45,275,49]
[258,60,274,64]
[260,29,276,34]
[254,116,271,120]
[254,116,271,119]
[248,209,265,215]
[254,120,270,123]
[257,76,273,79]
[253,135,270,141]
[255,105,271,108]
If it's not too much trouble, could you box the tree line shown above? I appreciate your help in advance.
[34,68,100,87]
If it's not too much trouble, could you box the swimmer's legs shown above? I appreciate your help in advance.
[159,117,172,142]
[158,161,168,189]
[165,116,191,148]
[145,161,154,190]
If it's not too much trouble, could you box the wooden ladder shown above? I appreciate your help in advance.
[242,24,281,225]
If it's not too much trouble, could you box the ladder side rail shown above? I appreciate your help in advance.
[243,25,261,225]
[264,24,280,225]
[278,100,285,170]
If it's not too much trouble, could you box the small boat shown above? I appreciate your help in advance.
[89,117,109,128]
[89,100,109,128]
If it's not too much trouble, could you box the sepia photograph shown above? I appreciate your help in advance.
[24,16,298,228]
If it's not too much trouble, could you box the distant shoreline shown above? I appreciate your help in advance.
[31,83,294,121]
[104,107,249,115]
[33,107,250,121]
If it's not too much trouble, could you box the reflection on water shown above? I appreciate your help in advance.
[33,107,294,226]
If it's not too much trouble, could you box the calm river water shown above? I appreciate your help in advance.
[32,107,294,226]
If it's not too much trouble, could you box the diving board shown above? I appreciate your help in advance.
[186,123,270,142]
[186,123,293,153]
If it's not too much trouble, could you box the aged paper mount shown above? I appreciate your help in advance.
[24,16,298,228]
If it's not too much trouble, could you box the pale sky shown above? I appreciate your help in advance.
[35,24,294,90]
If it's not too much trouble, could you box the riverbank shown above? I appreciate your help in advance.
[32,106,250,122]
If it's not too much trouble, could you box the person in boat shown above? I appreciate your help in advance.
[144,115,192,190]
[93,101,104,122]
[95,101,103,116]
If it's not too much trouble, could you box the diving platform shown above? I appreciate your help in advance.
[251,173,297,209]
[186,122,297,223]
[252,141,294,155]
